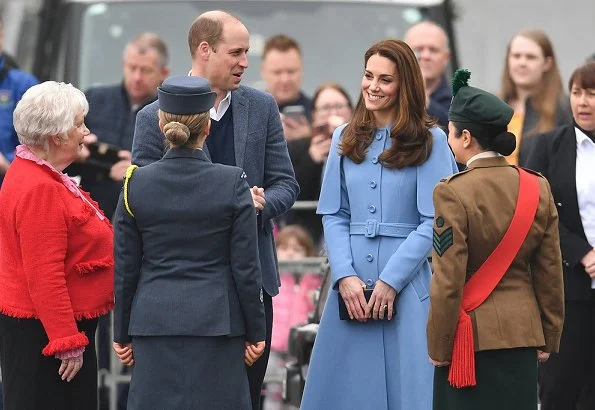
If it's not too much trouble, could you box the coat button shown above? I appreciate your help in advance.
[372,156,378,164]
[370,180,377,189]
[366,279,374,287]
[368,205,376,213]
[556,202,562,207]
[375,133,382,140]
[366,254,374,262]
[563,260,570,267]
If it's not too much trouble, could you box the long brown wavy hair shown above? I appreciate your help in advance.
[499,29,564,136]
[340,39,435,168]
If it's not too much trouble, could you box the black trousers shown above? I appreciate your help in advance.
[246,291,273,410]
[0,314,99,410]
[539,295,595,410]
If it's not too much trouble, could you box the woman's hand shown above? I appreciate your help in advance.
[367,280,397,320]
[308,134,332,164]
[245,341,266,366]
[58,354,83,382]
[429,356,450,367]
[537,350,550,362]
[338,276,368,322]
[581,249,595,276]
[113,342,134,366]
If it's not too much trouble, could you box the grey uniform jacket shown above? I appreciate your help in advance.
[131,85,299,296]
[113,148,265,344]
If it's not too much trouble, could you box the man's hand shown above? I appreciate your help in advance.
[281,114,311,141]
[245,341,266,366]
[581,249,595,277]
[109,150,132,182]
[251,186,266,212]
[113,342,134,366]
[75,133,98,162]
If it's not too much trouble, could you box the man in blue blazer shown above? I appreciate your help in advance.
[131,10,299,409]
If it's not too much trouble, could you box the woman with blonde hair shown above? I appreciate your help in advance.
[499,29,571,165]
[113,76,266,409]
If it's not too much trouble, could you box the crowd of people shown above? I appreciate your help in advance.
[0,6,594,410]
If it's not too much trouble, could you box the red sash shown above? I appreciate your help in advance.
[448,167,541,388]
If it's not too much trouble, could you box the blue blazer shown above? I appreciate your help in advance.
[113,148,266,344]
[131,85,299,296]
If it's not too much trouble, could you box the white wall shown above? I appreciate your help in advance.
[452,0,595,94]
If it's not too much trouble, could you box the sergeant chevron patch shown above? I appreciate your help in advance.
[433,226,453,257]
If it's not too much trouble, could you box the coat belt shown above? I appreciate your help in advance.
[349,220,416,238]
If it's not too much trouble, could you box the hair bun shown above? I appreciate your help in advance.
[491,131,516,156]
[163,121,190,146]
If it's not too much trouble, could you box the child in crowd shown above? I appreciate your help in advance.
[265,225,321,408]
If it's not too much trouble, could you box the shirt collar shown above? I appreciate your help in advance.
[186,70,231,120]
[210,90,231,120]
[576,126,595,146]
[466,150,501,166]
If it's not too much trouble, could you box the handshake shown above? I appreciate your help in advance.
[113,340,266,367]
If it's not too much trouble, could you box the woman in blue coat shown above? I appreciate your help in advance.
[300,39,459,410]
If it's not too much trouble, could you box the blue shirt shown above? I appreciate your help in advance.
[0,56,38,185]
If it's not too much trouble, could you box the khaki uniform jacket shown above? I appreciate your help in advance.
[427,156,564,362]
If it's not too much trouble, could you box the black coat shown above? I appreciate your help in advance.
[74,84,155,218]
[516,98,572,166]
[525,124,593,301]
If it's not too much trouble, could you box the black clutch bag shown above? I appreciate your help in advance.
[338,288,395,321]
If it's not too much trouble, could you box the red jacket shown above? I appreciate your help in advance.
[0,157,114,355]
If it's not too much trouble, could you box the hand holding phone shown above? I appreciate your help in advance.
[281,105,311,140]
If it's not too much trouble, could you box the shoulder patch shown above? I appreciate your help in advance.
[440,168,471,183]
[433,226,453,257]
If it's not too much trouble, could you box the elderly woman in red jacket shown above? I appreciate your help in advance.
[0,81,114,410]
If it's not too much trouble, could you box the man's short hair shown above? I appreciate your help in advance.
[262,34,301,59]
[124,33,169,67]
[187,11,242,58]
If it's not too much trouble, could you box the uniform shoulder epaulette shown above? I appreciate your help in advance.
[439,168,471,184]
[519,167,546,179]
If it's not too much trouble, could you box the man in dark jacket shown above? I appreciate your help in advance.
[132,11,299,409]
[72,33,169,218]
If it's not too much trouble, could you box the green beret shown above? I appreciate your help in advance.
[448,69,513,127]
